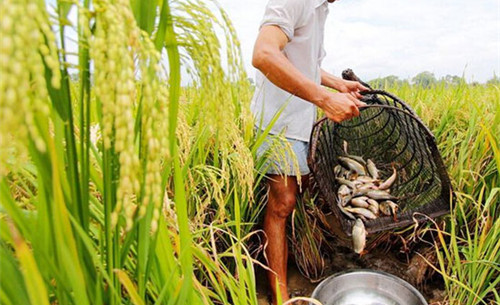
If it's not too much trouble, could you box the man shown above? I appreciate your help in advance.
[250,0,368,303]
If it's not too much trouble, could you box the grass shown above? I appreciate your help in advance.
[376,81,500,304]
[0,1,498,305]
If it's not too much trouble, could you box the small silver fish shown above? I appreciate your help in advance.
[341,168,351,179]
[338,157,366,176]
[379,200,399,219]
[344,207,377,219]
[334,164,343,177]
[336,177,356,189]
[338,184,351,197]
[385,200,399,214]
[367,199,379,215]
[379,165,397,190]
[367,204,379,215]
[352,187,373,197]
[355,183,378,192]
[379,201,392,216]
[348,171,359,181]
[367,198,379,208]
[355,176,378,184]
[338,185,352,207]
[350,196,370,208]
[347,154,367,166]
[366,190,397,201]
[352,218,367,254]
[366,159,379,180]
[338,202,356,220]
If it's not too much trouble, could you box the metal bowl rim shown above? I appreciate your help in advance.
[310,269,428,304]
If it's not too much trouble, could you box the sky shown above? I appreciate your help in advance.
[217,0,500,83]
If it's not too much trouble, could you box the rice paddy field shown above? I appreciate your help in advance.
[0,1,498,305]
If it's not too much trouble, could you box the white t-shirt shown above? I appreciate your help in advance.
[251,0,329,142]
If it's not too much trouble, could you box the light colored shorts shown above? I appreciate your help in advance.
[256,132,311,176]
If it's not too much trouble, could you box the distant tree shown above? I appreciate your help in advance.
[486,74,500,85]
[441,74,463,86]
[369,75,408,88]
[412,71,437,88]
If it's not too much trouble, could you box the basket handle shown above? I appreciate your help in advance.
[342,68,373,90]
[311,93,418,129]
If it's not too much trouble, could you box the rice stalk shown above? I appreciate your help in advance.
[290,192,329,283]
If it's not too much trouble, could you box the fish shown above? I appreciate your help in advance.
[385,200,399,216]
[387,200,399,214]
[348,171,359,181]
[338,157,366,176]
[340,194,353,207]
[379,165,397,190]
[338,202,356,220]
[358,183,378,189]
[352,218,367,254]
[346,154,367,166]
[367,199,379,215]
[355,175,378,184]
[379,201,392,216]
[352,187,373,197]
[338,185,352,207]
[350,196,370,208]
[367,198,379,208]
[367,204,379,215]
[333,164,343,177]
[344,207,377,219]
[366,159,379,180]
[335,177,357,189]
[343,140,349,154]
[342,141,367,165]
[337,184,351,197]
[379,200,399,220]
[366,190,397,201]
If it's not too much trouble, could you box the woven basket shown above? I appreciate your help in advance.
[307,70,453,235]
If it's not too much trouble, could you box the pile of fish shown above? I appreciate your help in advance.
[334,142,399,254]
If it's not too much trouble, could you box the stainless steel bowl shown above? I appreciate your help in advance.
[310,270,428,305]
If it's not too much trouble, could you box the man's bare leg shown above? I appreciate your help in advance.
[264,174,309,305]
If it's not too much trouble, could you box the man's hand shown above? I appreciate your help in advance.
[336,79,369,99]
[321,70,369,99]
[317,90,365,122]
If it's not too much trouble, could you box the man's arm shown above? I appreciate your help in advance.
[252,25,365,122]
[321,69,369,99]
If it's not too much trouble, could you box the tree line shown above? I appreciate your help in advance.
[368,72,500,88]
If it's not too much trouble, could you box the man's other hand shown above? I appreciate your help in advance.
[337,80,369,99]
[319,91,365,122]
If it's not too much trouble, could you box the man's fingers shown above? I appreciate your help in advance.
[353,91,363,99]
[346,94,364,108]
[350,103,360,117]
[358,83,370,91]
[354,99,367,108]
[346,93,358,103]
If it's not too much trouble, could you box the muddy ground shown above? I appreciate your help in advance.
[255,213,446,305]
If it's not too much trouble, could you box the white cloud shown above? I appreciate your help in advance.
[218,0,500,82]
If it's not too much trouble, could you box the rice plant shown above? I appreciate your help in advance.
[0,0,277,304]
[387,82,500,304]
